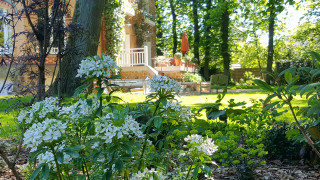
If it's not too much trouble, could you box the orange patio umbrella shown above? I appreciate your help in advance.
[181,32,189,54]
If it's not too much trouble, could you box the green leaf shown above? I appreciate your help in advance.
[259,70,274,78]
[279,67,296,77]
[120,143,133,155]
[115,159,124,172]
[56,152,64,164]
[263,101,280,112]
[311,70,320,80]
[97,88,104,100]
[264,94,277,105]
[64,150,80,158]
[30,163,44,180]
[73,84,91,97]
[161,98,167,106]
[310,51,320,62]
[207,110,225,120]
[307,104,320,116]
[95,106,103,116]
[253,79,274,92]
[86,99,93,106]
[41,164,50,179]
[154,116,162,129]
[193,165,200,179]
[284,71,293,83]
[300,83,320,96]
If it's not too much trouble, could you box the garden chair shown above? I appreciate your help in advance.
[209,74,228,93]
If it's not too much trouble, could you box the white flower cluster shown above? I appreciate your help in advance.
[95,113,144,144]
[38,144,72,169]
[23,118,67,152]
[59,98,99,123]
[150,75,181,94]
[184,134,218,156]
[131,168,167,180]
[160,101,194,121]
[18,97,59,124]
[76,54,119,79]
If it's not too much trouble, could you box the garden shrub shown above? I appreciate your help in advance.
[263,122,301,161]
[18,54,217,179]
[183,72,203,82]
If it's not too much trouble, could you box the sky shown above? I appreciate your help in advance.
[260,3,309,46]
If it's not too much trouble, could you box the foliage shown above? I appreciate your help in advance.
[184,72,203,82]
[104,0,125,60]
[17,54,220,179]
[254,51,320,160]
[174,52,182,59]
[263,122,301,161]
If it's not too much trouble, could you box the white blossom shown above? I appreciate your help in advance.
[23,118,67,152]
[131,168,167,180]
[76,54,119,79]
[95,114,144,144]
[160,101,194,121]
[18,97,59,125]
[184,134,218,156]
[59,98,99,123]
[150,75,181,94]
[38,144,71,169]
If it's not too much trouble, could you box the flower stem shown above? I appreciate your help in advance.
[50,146,63,180]
[138,101,161,170]
[185,159,195,180]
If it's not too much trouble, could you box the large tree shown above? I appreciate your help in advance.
[265,0,295,84]
[52,0,105,96]
[168,0,178,56]
[203,0,212,80]
[192,0,200,64]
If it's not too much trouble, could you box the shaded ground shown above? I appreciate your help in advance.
[1,138,319,180]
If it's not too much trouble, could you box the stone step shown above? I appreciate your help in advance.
[130,88,144,93]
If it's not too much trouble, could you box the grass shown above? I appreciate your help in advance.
[0,95,33,138]
[0,91,308,138]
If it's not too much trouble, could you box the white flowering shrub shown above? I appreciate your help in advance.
[18,54,218,179]
[131,168,167,180]
[76,54,119,79]
[23,118,67,152]
[150,75,182,95]
[160,100,194,123]
[18,97,59,125]
[184,134,218,156]
[95,113,144,143]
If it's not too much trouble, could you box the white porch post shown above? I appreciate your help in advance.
[144,46,148,66]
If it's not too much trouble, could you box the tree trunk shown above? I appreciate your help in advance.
[204,0,212,80]
[221,2,230,78]
[169,0,177,56]
[53,0,105,96]
[192,0,200,65]
[266,1,275,84]
[156,1,164,55]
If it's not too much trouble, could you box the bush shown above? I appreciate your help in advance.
[184,72,203,82]
[264,123,301,161]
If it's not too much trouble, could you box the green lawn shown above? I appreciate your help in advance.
[0,95,33,137]
[0,91,308,138]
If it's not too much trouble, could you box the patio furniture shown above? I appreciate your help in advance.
[209,74,228,93]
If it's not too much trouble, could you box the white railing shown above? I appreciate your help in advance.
[0,46,12,55]
[117,46,148,67]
